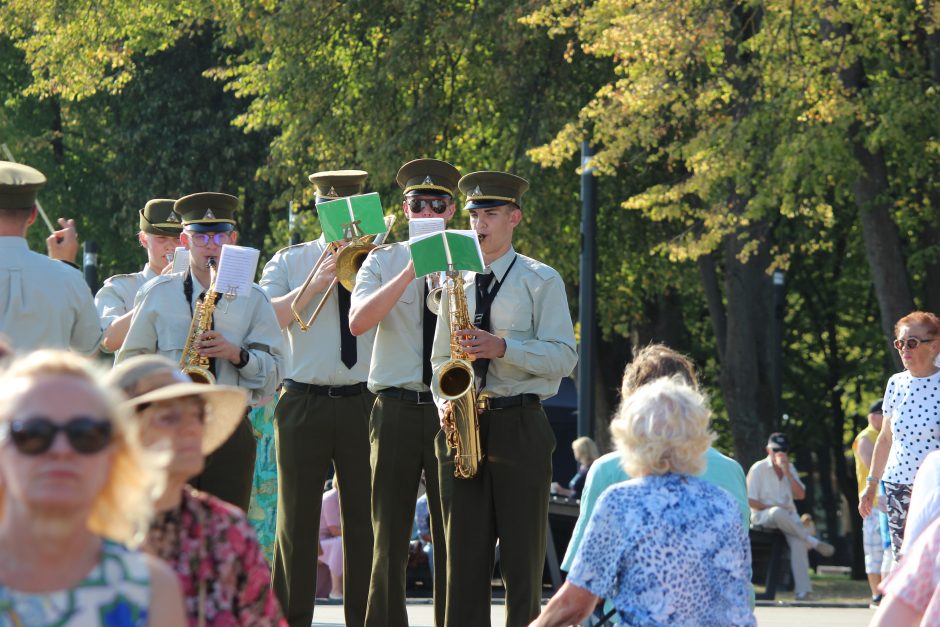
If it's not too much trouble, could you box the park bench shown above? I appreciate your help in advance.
[749,526,792,600]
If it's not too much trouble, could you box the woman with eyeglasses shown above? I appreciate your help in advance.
[859,311,940,561]
[0,350,185,626]
[107,355,286,627]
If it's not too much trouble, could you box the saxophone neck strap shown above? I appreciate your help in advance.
[473,254,517,328]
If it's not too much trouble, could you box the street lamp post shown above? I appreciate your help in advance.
[578,141,597,439]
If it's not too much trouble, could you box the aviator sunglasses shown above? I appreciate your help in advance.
[406,197,451,214]
[893,337,936,351]
[4,416,113,456]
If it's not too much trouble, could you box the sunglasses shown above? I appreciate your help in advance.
[4,417,113,456]
[893,337,936,351]
[770,447,789,453]
[406,198,450,214]
[186,232,232,248]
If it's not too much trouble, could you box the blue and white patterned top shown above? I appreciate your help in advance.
[568,473,755,627]
[0,540,150,626]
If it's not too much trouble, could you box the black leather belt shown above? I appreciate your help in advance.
[283,379,366,398]
[377,387,435,405]
[479,393,541,411]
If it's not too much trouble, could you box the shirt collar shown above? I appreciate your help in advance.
[485,246,516,282]
[0,236,28,249]
[142,264,158,280]
[189,269,208,294]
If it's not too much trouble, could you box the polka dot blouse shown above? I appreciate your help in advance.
[883,370,940,485]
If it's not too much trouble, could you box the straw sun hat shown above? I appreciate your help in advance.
[107,355,248,455]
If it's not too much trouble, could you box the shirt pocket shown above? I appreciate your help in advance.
[490,297,533,339]
[154,313,190,353]
[399,282,417,305]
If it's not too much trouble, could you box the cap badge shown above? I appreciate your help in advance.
[166,212,180,223]
[203,209,216,220]
[468,185,483,198]
[422,175,434,185]
[326,186,338,198]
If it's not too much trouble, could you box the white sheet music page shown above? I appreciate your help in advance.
[408,217,446,240]
[170,247,190,274]
[216,245,260,297]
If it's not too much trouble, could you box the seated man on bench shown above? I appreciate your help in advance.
[746,433,834,601]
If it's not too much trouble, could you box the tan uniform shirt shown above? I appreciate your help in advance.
[430,246,578,400]
[0,236,102,354]
[95,264,158,332]
[353,242,431,393]
[746,457,805,526]
[115,271,284,405]
[260,236,375,385]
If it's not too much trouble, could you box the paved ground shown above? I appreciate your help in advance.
[310,600,876,626]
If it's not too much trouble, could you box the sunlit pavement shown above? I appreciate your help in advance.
[310,599,876,626]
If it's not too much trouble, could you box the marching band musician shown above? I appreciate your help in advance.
[260,170,376,627]
[349,158,461,627]
[0,161,101,354]
[96,198,182,353]
[430,171,577,627]
[116,192,283,511]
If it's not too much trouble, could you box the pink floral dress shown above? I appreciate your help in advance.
[145,486,285,626]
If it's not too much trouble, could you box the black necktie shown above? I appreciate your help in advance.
[337,285,357,369]
[473,273,496,386]
[423,283,436,386]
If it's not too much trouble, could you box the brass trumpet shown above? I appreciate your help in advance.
[291,214,396,331]
[425,272,445,314]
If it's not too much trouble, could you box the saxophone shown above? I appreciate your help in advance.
[430,269,483,479]
[179,258,218,385]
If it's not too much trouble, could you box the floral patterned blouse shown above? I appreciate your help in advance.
[568,473,755,627]
[144,486,285,626]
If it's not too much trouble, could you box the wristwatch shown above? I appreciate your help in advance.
[234,348,250,369]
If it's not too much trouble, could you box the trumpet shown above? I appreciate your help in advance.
[291,214,396,331]
[426,272,445,314]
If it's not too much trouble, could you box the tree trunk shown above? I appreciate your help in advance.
[839,55,913,368]
[718,219,778,469]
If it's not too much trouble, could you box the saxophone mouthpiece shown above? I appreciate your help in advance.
[165,252,175,263]
[207,257,218,270]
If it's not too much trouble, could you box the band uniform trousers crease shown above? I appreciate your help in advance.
[271,386,375,627]
[366,395,450,627]
[438,403,554,627]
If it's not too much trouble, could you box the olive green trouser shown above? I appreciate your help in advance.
[365,395,451,627]
[271,388,375,627]
[435,403,555,627]
[190,410,255,511]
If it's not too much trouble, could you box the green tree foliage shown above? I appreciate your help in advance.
[3,0,939,559]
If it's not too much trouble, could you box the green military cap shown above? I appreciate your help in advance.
[396,158,460,197]
[139,198,182,236]
[0,161,47,210]
[308,169,368,203]
[175,192,238,233]
[458,170,530,210]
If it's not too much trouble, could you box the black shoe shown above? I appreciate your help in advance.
[870,594,882,608]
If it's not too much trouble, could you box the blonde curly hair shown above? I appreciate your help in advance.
[611,376,715,477]
[0,350,162,546]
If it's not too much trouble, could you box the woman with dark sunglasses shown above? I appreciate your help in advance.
[107,355,286,627]
[0,350,185,626]
[860,311,940,563]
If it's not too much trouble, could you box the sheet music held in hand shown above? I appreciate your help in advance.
[408,218,445,240]
[170,247,190,274]
[215,245,261,300]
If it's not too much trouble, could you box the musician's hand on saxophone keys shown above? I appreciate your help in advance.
[195,331,241,362]
[455,327,507,359]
